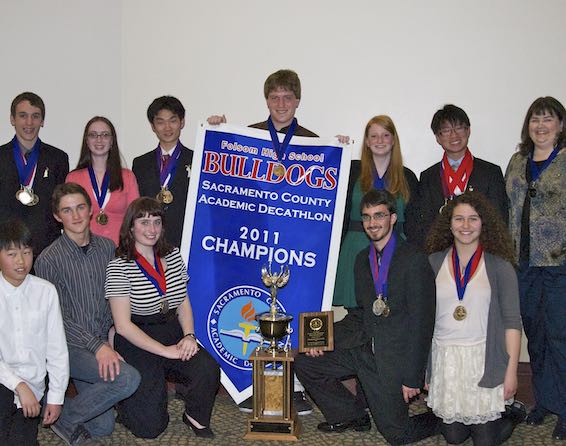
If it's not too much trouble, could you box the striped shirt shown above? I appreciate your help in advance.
[105,248,188,315]
[34,232,116,354]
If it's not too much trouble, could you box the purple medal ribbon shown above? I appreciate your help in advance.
[529,144,560,183]
[12,136,41,187]
[87,166,110,209]
[267,116,297,162]
[368,233,397,300]
[155,142,182,187]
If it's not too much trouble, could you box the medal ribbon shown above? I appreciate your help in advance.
[12,136,41,187]
[267,116,297,162]
[452,245,483,301]
[155,142,181,189]
[368,233,397,300]
[529,144,560,183]
[134,249,167,296]
[440,148,474,198]
[372,170,386,190]
[87,166,110,210]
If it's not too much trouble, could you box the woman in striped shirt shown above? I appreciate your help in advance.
[105,197,219,439]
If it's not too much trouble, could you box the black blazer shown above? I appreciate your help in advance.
[416,157,508,248]
[335,239,436,388]
[132,144,193,248]
[0,140,69,256]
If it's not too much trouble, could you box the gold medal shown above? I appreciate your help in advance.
[29,193,39,206]
[453,305,467,321]
[273,163,285,178]
[439,198,448,214]
[309,317,323,331]
[160,298,169,314]
[96,211,109,225]
[156,187,173,204]
[382,304,390,318]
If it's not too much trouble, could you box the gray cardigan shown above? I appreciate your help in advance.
[428,249,522,388]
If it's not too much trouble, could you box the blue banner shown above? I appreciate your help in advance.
[181,124,350,402]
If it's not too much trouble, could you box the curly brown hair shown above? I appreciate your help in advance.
[425,191,515,264]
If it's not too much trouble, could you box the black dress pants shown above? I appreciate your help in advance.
[295,343,438,445]
[0,384,40,446]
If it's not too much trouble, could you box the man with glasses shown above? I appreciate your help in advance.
[416,104,508,247]
[0,92,69,258]
[133,96,193,248]
[295,189,438,444]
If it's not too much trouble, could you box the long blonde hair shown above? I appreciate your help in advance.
[360,115,410,202]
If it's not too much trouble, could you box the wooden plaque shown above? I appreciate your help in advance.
[298,311,334,353]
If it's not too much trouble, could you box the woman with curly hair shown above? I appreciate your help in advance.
[333,115,418,308]
[505,96,566,440]
[425,191,523,445]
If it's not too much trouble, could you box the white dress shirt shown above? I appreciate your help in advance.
[0,272,69,407]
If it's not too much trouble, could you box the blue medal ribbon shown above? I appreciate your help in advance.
[155,142,181,188]
[267,116,297,162]
[452,245,483,301]
[529,144,560,183]
[368,233,397,300]
[87,166,110,209]
[134,249,167,296]
[12,136,41,187]
[372,171,386,190]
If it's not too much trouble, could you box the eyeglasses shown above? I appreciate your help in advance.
[87,132,112,140]
[361,212,390,222]
[437,125,468,137]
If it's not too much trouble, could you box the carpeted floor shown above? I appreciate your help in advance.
[38,394,559,445]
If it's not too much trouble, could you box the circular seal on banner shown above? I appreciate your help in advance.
[207,285,287,371]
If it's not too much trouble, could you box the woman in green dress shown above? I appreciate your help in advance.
[333,115,419,308]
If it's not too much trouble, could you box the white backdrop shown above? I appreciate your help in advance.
[2,0,564,361]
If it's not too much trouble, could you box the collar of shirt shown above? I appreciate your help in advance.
[160,145,179,157]
[448,155,464,171]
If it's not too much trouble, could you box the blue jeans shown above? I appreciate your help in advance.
[54,346,140,438]
[518,261,566,418]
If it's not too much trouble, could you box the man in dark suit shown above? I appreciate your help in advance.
[295,189,438,445]
[0,92,69,257]
[416,104,508,248]
[132,96,193,248]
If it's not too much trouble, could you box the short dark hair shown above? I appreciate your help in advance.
[430,104,470,135]
[0,219,33,251]
[360,189,397,215]
[52,183,92,215]
[11,92,45,120]
[147,96,186,123]
[263,69,301,100]
[518,96,566,156]
[116,197,173,260]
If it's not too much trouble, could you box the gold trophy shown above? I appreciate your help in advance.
[245,263,300,441]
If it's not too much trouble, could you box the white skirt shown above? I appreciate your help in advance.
[427,340,504,425]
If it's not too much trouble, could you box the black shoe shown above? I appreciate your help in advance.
[238,396,253,413]
[525,406,550,425]
[505,400,527,426]
[317,413,371,433]
[553,417,566,440]
[182,412,215,438]
[293,391,313,416]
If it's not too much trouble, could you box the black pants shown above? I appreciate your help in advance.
[115,313,220,438]
[442,418,511,446]
[0,384,40,446]
[295,343,438,445]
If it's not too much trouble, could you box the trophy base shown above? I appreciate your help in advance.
[244,417,301,441]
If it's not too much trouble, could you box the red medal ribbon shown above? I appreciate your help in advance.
[452,244,483,301]
[441,148,474,197]
[134,249,167,296]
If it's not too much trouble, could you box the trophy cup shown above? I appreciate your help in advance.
[244,263,300,440]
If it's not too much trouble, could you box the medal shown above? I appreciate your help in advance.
[453,305,467,321]
[273,163,285,177]
[528,145,560,199]
[96,211,109,225]
[160,299,169,314]
[372,295,386,316]
[29,193,39,206]
[382,304,390,318]
[439,198,448,214]
[156,187,174,204]
[16,188,34,205]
